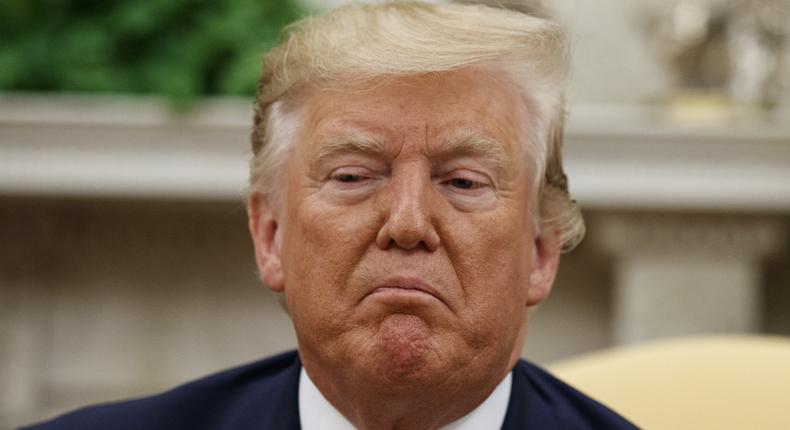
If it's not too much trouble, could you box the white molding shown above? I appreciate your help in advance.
[564,103,790,211]
[1,94,788,211]
[0,94,252,201]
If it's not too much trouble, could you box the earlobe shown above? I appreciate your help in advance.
[247,192,285,292]
[526,231,561,307]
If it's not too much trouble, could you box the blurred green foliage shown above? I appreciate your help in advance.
[0,0,305,107]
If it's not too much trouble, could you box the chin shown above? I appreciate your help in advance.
[356,313,453,385]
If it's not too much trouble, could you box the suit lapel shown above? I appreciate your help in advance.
[501,362,558,429]
[267,353,303,430]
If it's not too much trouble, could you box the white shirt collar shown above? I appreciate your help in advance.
[299,367,512,430]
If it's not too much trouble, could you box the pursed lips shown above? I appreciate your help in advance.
[369,276,445,305]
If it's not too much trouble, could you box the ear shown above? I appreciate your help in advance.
[247,192,285,292]
[526,229,561,307]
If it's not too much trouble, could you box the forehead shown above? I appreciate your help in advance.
[298,68,528,158]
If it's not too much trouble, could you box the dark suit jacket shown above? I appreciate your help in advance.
[22,350,638,429]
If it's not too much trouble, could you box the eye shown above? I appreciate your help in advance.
[447,177,483,190]
[437,169,497,211]
[441,171,491,193]
[326,167,379,191]
[334,173,364,183]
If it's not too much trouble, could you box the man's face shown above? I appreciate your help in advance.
[249,68,559,391]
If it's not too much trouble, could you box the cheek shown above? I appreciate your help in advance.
[280,197,379,310]
[443,203,534,322]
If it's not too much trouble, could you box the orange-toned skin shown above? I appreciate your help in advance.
[248,68,560,430]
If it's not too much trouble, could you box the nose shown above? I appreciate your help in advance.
[375,165,441,252]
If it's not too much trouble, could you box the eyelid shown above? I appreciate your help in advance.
[325,166,383,191]
[440,169,495,189]
[328,165,373,177]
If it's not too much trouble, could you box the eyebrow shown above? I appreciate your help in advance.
[312,127,512,174]
[429,128,512,174]
[314,131,389,164]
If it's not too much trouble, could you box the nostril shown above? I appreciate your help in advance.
[385,238,432,251]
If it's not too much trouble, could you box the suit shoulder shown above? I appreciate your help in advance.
[514,360,639,430]
[20,350,301,430]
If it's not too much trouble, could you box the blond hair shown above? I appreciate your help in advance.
[249,1,584,251]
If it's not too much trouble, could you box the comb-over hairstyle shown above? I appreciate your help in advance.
[249,0,584,251]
